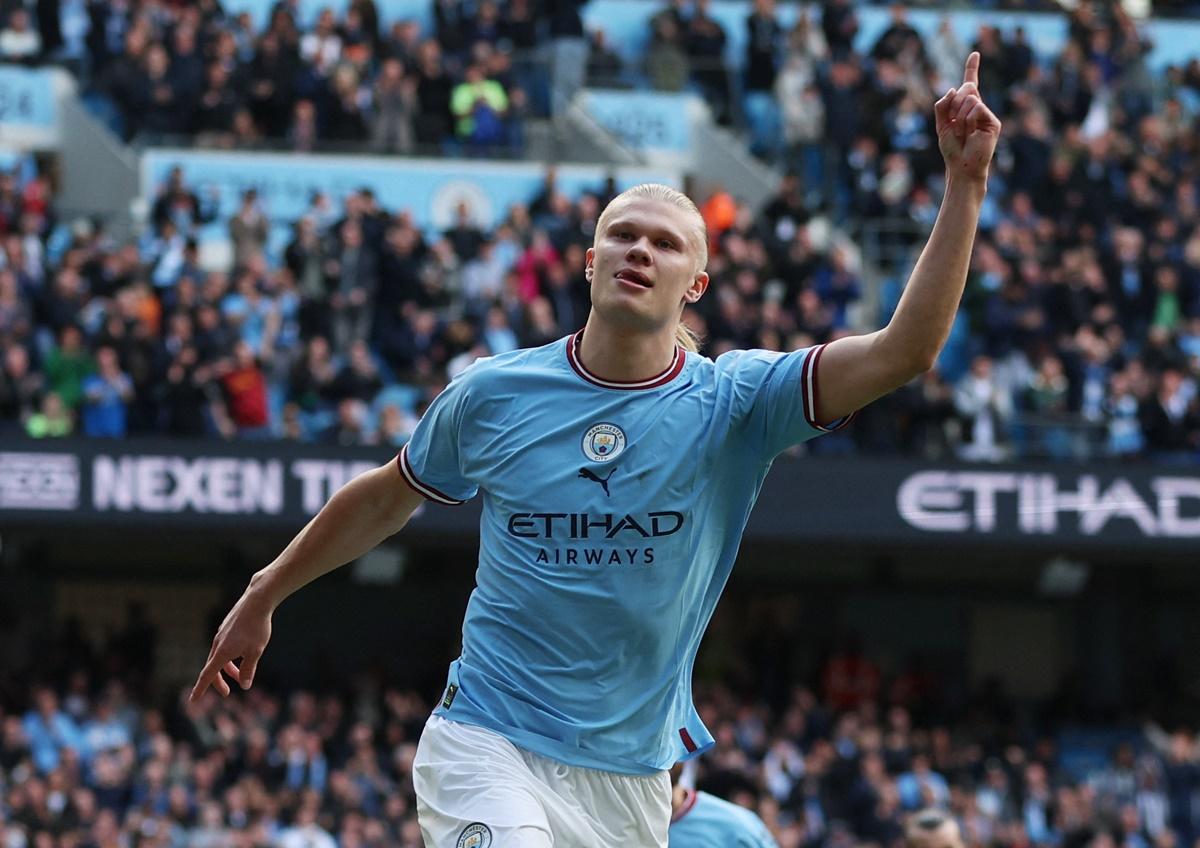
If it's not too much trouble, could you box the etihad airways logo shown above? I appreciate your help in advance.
[507,511,685,539]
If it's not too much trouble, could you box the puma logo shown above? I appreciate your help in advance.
[578,467,615,496]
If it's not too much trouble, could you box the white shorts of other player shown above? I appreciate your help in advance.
[414,715,671,847]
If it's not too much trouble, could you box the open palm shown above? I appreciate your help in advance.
[935,52,1002,182]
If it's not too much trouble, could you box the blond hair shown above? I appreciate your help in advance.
[595,184,708,354]
[675,321,701,353]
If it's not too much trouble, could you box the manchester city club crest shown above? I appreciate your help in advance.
[456,823,492,848]
[582,422,626,462]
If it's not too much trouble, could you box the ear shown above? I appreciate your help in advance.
[584,247,595,282]
[683,271,709,304]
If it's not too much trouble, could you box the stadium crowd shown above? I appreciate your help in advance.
[0,617,1196,848]
[0,0,1199,461]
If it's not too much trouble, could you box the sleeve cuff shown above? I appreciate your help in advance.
[801,342,858,433]
[396,444,467,506]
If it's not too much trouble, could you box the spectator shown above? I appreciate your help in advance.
[325,397,371,445]
[897,754,950,811]
[585,29,624,88]
[279,805,337,848]
[1140,368,1200,457]
[43,325,92,411]
[137,43,182,140]
[414,40,453,149]
[289,98,320,151]
[955,355,1013,462]
[25,391,72,437]
[21,687,81,774]
[228,189,269,270]
[247,31,299,139]
[215,340,271,438]
[151,167,214,236]
[328,220,378,350]
[0,8,41,63]
[744,0,783,157]
[300,7,342,76]
[375,402,416,446]
[645,16,689,93]
[371,57,417,154]
[80,346,133,437]
[326,65,370,142]
[160,344,211,437]
[450,62,509,148]
[444,202,486,262]
[547,0,588,116]
[687,0,730,120]
[194,63,241,144]
[0,267,32,341]
[821,0,858,58]
[330,340,384,403]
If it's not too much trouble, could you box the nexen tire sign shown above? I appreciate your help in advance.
[0,443,390,526]
[896,471,1200,538]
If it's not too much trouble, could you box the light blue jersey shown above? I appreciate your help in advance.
[669,790,779,847]
[399,331,850,774]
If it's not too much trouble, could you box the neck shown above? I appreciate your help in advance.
[578,312,678,383]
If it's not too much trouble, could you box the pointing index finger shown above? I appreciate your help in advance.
[963,51,980,87]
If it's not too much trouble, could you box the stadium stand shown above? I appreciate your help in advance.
[0,1,1197,462]
[7,609,1200,848]
[0,613,1196,848]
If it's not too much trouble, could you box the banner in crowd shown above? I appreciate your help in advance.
[578,90,699,165]
[140,149,679,237]
[0,65,60,147]
[2,440,1198,550]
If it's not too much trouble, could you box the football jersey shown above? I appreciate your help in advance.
[668,789,779,847]
[399,330,850,774]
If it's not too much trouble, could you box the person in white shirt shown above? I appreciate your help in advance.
[0,9,41,61]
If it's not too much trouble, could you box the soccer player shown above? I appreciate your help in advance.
[191,54,999,847]
[667,769,778,847]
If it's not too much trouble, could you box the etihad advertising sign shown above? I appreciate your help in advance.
[749,459,1200,550]
[894,470,1200,539]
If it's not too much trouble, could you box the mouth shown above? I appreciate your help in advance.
[615,268,653,288]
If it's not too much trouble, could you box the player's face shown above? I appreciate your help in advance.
[586,198,708,332]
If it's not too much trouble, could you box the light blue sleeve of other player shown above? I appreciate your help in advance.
[668,791,780,848]
[396,366,480,505]
[715,343,855,461]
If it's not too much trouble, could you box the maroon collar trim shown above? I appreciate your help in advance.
[564,330,686,390]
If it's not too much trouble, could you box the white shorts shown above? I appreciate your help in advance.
[413,715,670,848]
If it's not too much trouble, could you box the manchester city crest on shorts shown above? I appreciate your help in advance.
[582,422,626,462]
[456,823,492,848]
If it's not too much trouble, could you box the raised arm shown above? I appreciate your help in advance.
[189,461,425,701]
[814,52,1001,424]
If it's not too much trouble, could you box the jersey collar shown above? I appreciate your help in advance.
[565,330,686,390]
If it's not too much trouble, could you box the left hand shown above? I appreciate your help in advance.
[934,52,1002,183]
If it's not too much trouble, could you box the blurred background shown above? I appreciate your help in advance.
[3,0,1200,846]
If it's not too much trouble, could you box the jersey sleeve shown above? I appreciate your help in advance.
[716,344,856,460]
[395,371,479,505]
[745,818,780,848]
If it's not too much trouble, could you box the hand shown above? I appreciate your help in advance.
[190,583,274,701]
[934,52,1001,183]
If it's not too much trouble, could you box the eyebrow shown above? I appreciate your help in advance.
[605,217,689,246]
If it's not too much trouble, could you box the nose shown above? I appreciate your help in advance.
[625,237,652,265]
